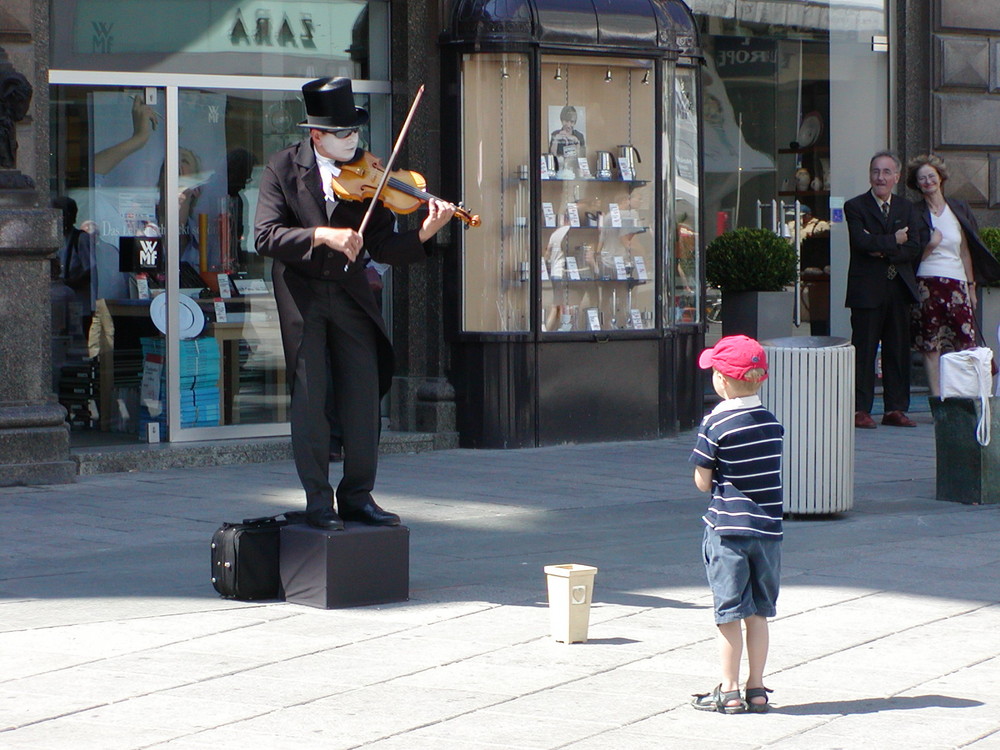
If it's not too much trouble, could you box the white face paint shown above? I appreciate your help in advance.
[318,131,359,162]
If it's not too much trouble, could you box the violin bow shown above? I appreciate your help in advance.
[357,84,425,238]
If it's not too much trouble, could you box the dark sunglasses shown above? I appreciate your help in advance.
[327,127,360,139]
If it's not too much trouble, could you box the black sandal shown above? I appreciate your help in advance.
[691,684,745,714]
[745,686,773,714]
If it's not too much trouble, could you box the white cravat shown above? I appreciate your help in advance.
[314,149,341,215]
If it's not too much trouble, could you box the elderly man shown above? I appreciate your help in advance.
[844,151,924,429]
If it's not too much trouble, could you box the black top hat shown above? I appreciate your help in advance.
[298,77,369,131]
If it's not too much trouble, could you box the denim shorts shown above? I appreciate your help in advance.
[702,526,781,625]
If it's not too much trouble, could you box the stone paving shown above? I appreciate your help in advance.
[1,409,999,749]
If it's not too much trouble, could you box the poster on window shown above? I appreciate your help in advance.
[87,89,228,277]
[547,104,587,177]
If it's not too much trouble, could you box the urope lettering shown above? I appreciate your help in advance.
[715,49,776,68]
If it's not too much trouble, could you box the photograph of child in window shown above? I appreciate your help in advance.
[548,104,586,160]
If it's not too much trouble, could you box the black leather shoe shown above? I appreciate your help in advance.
[340,502,401,526]
[305,507,345,531]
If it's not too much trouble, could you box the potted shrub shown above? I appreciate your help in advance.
[978,227,1000,349]
[705,227,799,340]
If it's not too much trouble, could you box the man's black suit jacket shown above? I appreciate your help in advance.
[843,190,923,309]
[253,140,428,397]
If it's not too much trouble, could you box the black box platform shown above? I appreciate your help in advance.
[279,523,409,609]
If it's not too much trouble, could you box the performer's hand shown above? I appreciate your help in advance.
[418,198,457,243]
[894,225,909,244]
[314,226,363,263]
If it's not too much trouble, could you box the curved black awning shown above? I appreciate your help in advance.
[443,0,701,59]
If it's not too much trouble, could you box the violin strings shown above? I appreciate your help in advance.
[385,175,469,220]
[386,175,430,200]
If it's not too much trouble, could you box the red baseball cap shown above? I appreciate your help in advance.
[698,335,768,381]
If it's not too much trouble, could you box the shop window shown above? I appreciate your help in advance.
[538,56,656,334]
[50,83,389,441]
[460,53,531,333]
[672,64,701,325]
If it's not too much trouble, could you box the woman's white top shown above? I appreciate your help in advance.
[917,203,967,281]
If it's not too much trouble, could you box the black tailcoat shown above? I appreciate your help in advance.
[253,140,427,397]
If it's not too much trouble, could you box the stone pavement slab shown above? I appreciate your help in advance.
[1,415,999,748]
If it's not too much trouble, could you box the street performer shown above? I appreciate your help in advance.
[254,76,455,530]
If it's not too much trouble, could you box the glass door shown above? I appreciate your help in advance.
[52,83,307,441]
[165,86,307,434]
[50,85,169,439]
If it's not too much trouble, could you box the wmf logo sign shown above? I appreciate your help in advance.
[92,21,114,53]
[137,238,162,270]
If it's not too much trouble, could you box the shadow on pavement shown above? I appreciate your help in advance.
[774,694,983,715]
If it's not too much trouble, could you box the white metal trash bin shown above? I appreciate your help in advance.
[759,336,855,514]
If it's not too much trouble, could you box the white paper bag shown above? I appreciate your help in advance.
[940,347,994,445]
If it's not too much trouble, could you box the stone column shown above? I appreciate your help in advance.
[387,0,455,435]
[0,1,74,485]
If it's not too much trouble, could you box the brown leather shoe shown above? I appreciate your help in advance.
[882,410,917,427]
[855,410,877,429]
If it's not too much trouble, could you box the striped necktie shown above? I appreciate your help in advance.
[883,200,897,279]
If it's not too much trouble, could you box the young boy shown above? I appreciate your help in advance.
[688,335,784,714]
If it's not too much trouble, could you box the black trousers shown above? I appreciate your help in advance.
[851,279,913,414]
[290,279,380,514]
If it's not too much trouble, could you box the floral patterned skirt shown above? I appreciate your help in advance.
[912,276,976,353]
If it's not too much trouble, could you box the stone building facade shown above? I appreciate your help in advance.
[900,0,1000,223]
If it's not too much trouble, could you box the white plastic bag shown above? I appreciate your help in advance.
[940,347,994,445]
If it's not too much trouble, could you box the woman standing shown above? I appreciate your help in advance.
[907,153,1000,394]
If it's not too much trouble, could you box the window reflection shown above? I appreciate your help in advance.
[50,85,315,439]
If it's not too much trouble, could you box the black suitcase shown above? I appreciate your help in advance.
[211,512,304,600]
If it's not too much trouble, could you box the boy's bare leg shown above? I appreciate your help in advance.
[744,615,770,706]
[717,621,744,707]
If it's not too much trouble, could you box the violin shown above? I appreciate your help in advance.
[330,151,481,227]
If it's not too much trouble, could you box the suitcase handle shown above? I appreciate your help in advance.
[240,510,307,527]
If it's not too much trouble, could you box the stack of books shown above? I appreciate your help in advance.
[138,336,221,438]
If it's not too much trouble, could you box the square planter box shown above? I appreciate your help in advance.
[722,289,794,341]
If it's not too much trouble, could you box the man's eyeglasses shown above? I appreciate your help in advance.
[328,127,360,139]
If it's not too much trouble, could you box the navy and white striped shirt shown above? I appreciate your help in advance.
[689,396,784,539]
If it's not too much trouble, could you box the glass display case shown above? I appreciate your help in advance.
[443,0,703,447]
[672,65,701,326]
[460,54,660,336]
[538,57,656,334]
[460,53,531,333]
